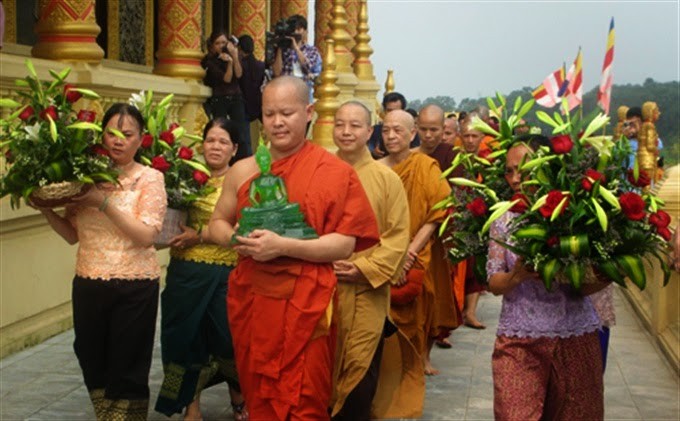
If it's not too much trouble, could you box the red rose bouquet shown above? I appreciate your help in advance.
[127,90,212,210]
[484,102,671,291]
[436,94,534,281]
[0,60,117,208]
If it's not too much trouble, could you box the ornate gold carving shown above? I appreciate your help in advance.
[108,0,120,60]
[328,0,358,102]
[312,38,340,150]
[205,0,213,42]
[351,0,380,119]
[233,0,267,61]
[194,106,209,140]
[344,0,359,53]
[314,0,332,54]
[385,69,395,94]
[154,0,204,80]
[614,105,628,140]
[3,0,17,44]
[282,0,308,18]
[638,101,660,182]
[145,0,154,65]
[32,0,104,62]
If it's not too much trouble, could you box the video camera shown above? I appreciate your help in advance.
[265,17,302,65]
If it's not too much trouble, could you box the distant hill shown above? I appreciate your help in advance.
[411,79,679,165]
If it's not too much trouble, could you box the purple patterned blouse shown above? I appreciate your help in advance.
[487,212,600,338]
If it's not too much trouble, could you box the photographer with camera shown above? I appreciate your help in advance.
[202,30,251,161]
[271,15,321,102]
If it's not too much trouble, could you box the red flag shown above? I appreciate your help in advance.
[597,18,615,114]
[564,49,583,111]
[532,67,566,108]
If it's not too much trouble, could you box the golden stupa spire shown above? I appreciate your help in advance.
[329,0,358,102]
[312,38,341,150]
[384,69,395,94]
[351,0,381,121]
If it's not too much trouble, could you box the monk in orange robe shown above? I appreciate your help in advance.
[380,110,451,377]
[208,76,380,420]
[413,104,462,370]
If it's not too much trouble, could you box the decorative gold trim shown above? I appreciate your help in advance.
[108,0,120,60]
[205,0,213,43]
[146,0,154,66]
[3,0,17,44]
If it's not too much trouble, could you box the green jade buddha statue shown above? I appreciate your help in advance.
[231,141,318,244]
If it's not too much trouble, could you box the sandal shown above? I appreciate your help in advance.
[231,400,249,421]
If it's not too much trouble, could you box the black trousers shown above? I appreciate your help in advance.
[332,336,385,421]
[208,95,252,161]
[72,276,159,400]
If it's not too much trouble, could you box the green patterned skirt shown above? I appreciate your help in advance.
[155,258,239,416]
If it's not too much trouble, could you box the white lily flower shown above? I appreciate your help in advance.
[24,122,42,141]
[129,90,146,109]
[583,135,615,157]
[471,116,500,137]
[580,113,610,141]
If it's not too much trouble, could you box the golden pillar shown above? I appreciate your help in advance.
[352,0,380,121]
[314,0,333,55]
[312,38,340,150]
[31,0,104,62]
[344,0,359,53]
[154,0,204,80]
[232,0,267,61]
[282,0,308,18]
[385,69,395,94]
[329,0,358,103]
[270,0,282,27]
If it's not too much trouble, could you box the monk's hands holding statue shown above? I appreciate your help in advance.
[233,229,286,262]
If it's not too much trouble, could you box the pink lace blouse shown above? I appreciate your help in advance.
[67,165,167,280]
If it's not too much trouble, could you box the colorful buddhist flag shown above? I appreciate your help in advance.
[532,67,566,108]
[564,48,583,111]
[597,18,615,114]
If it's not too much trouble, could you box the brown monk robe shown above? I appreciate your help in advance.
[415,104,462,368]
[374,110,450,417]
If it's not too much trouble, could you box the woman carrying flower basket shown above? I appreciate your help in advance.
[155,117,247,421]
[37,103,167,420]
[487,140,606,420]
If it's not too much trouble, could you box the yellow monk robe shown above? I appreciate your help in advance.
[391,152,451,355]
[331,149,410,417]
[227,142,380,420]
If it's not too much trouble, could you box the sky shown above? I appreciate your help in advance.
[309,1,680,104]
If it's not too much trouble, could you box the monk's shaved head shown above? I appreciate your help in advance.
[263,75,310,106]
[418,104,445,125]
[384,109,415,131]
[337,100,372,126]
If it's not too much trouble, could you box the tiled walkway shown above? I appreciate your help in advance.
[1,288,678,420]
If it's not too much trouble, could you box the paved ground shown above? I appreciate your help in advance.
[1,288,678,420]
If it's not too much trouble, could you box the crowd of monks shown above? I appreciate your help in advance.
[206,76,495,420]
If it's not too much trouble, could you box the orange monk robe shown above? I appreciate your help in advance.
[331,149,410,417]
[390,152,451,356]
[227,142,380,420]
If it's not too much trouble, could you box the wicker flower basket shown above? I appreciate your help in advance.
[29,181,91,208]
[155,207,188,249]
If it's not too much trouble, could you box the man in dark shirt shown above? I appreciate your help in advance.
[368,92,420,159]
